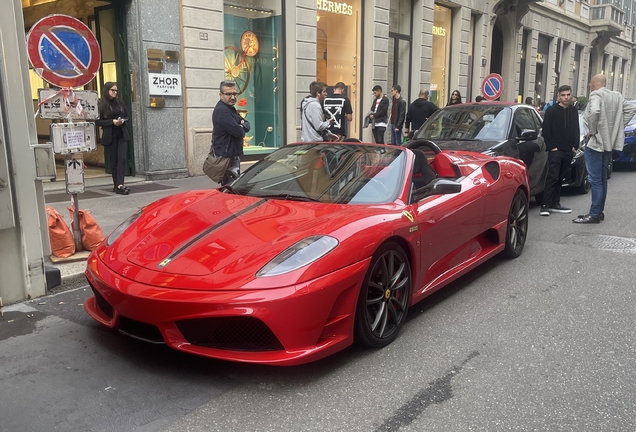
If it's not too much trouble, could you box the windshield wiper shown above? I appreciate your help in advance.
[258,194,320,202]
[447,137,478,141]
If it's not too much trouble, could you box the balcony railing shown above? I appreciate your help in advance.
[589,3,625,35]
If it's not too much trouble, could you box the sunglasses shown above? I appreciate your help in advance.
[110,89,118,93]
[223,92,238,97]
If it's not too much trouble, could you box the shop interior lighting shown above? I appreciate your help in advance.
[225,2,274,15]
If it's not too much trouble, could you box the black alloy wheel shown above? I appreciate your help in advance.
[502,188,528,258]
[576,172,591,194]
[354,242,411,348]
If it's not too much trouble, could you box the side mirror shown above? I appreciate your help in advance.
[517,129,538,141]
[412,178,461,202]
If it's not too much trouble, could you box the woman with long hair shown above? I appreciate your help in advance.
[447,90,462,106]
[96,82,130,195]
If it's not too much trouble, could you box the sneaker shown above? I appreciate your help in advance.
[572,214,600,224]
[547,203,572,214]
[577,212,604,221]
[540,205,550,216]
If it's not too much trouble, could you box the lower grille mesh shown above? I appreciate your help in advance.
[176,317,284,351]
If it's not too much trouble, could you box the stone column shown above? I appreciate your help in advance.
[361,0,389,142]
[128,0,187,180]
[292,1,317,141]
[449,6,471,98]
[181,0,224,176]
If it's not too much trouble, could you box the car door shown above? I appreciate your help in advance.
[512,107,546,195]
[410,173,487,297]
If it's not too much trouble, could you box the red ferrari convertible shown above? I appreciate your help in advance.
[85,141,529,365]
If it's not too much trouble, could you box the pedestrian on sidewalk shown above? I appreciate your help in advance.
[212,80,250,185]
[404,88,439,139]
[390,85,407,145]
[368,85,389,144]
[539,84,579,216]
[324,82,353,140]
[301,81,333,142]
[96,82,130,195]
[573,74,636,223]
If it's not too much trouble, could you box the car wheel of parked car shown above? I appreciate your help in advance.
[577,174,591,194]
[502,189,528,259]
[355,242,411,348]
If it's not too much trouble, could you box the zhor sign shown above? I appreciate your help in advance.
[26,15,101,88]
[148,73,182,96]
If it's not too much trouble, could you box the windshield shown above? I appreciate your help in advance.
[416,105,512,141]
[231,144,406,204]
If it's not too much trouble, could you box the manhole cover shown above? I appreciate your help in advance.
[560,233,636,254]
[45,190,108,203]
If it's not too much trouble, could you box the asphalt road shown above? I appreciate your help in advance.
[2,166,636,431]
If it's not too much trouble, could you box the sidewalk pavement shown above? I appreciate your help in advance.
[43,162,255,294]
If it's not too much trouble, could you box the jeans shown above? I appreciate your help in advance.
[584,146,611,217]
[372,127,386,144]
[542,150,573,207]
[391,124,403,145]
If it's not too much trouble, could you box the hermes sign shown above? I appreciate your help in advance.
[317,1,353,15]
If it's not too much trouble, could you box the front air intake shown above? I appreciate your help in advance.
[176,317,284,351]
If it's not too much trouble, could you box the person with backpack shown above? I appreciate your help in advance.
[301,81,334,142]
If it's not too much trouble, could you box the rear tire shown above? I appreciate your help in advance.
[354,242,411,348]
[502,189,528,258]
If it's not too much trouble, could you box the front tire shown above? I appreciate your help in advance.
[354,242,411,348]
[502,189,528,258]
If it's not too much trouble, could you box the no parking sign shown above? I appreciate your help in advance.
[481,73,504,101]
[26,15,101,88]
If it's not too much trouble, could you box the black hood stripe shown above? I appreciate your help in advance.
[157,198,267,269]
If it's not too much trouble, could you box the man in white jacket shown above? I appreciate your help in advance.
[574,74,636,223]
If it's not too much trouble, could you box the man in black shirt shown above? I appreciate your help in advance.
[324,82,353,140]
[404,88,439,138]
[540,84,579,216]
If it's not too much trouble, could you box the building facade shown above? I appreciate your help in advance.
[20,0,636,179]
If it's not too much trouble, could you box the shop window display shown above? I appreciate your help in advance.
[224,2,283,155]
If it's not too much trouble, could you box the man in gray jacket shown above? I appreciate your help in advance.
[573,74,636,223]
[301,81,333,142]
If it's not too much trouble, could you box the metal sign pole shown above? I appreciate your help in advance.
[71,193,82,252]
[64,152,86,252]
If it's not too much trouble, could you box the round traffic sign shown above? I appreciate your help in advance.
[26,15,101,88]
[481,73,504,101]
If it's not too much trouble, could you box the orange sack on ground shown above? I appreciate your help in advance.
[68,208,105,251]
[46,206,75,258]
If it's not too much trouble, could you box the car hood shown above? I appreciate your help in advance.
[431,139,505,153]
[103,190,390,287]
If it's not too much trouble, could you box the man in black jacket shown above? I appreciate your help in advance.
[212,80,250,185]
[368,85,389,143]
[404,88,439,138]
[390,85,407,145]
[540,84,579,216]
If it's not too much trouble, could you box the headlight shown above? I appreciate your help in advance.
[625,130,636,138]
[105,209,143,246]
[256,235,339,277]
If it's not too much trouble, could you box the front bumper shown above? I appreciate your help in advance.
[84,255,370,365]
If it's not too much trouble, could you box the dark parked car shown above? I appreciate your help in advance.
[411,102,589,199]
[615,99,636,165]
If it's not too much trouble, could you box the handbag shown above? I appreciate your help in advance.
[203,150,232,183]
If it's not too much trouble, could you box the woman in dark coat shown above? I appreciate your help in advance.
[447,90,463,106]
[96,82,130,195]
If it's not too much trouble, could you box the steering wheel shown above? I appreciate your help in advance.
[366,177,390,196]
[406,139,442,155]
